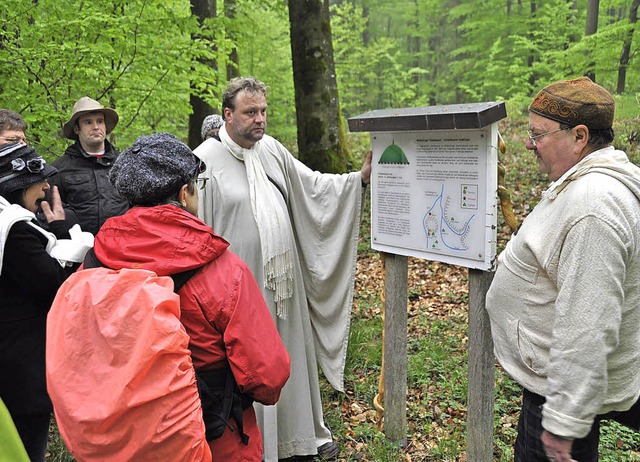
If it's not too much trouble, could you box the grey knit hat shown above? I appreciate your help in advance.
[109,133,203,206]
[201,114,224,140]
[0,142,57,195]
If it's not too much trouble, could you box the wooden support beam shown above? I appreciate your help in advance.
[382,253,408,445]
[467,269,496,461]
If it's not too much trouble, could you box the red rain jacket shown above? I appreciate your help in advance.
[94,205,290,460]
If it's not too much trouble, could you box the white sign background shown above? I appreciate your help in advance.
[370,125,499,270]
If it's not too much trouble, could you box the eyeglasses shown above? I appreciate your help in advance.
[0,136,27,144]
[195,176,209,190]
[526,128,568,148]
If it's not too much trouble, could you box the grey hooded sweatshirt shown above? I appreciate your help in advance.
[486,146,640,439]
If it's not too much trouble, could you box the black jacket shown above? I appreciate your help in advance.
[0,219,77,415]
[50,140,129,235]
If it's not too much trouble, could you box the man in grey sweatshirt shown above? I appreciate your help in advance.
[486,77,640,462]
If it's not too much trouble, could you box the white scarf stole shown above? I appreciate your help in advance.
[0,195,57,275]
[219,127,293,319]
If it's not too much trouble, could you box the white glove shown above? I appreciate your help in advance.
[49,224,95,265]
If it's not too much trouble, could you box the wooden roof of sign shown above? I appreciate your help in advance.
[348,102,507,132]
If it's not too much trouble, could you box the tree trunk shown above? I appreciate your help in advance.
[362,4,370,46]
[617,0,639,94]
[224,0,239,81]
[584,0,599,81]
[288,0,351,173]
[189,0,216,149]
[527,0,537,87]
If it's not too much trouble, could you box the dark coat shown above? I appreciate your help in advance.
[50,140,129,235]
[0,219,77,416]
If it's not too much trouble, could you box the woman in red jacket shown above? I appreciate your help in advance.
[96,132,290,460]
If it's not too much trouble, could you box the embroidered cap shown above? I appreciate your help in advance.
[529,77,615,129]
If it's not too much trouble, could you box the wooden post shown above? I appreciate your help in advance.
[383,252,408,445]
[467,269,496,461]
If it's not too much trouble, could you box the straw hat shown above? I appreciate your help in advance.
[63,97,119,139]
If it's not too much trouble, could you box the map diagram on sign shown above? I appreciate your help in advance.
[423,184,477,252]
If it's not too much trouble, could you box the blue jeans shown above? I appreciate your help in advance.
[514,388,600,462]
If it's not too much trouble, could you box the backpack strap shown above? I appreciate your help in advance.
[171,268,199,292]
[82,248,102,269]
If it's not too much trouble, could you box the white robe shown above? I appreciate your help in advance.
[194,128,362,460]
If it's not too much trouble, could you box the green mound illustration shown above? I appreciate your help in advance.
[379,143,410,164]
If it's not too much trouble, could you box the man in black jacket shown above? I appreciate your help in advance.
[51,97,129,235]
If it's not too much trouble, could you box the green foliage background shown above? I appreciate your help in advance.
[1,0,637,460]
[1,0,638,162]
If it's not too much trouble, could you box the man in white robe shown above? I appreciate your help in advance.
[194,76,371,461]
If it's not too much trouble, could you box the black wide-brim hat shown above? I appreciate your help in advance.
[62,96,119,139]
[0,142,57,195]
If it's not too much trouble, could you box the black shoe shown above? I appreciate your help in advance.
[317,442,340,460]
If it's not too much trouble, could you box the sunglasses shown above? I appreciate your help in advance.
[11,157,46,174]
[192,158,206,176]
[0,149,48,185]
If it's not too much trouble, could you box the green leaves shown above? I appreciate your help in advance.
[0,0,637,162]
[0,0,208,158]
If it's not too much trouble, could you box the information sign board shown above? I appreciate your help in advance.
[349,102,506,270]
[369,126,499,270]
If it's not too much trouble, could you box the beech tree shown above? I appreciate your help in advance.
[224,0,240,80]
[190,0,217,148]
[617,0,639,93]
[585,0,600,81]
[288,0,352,172]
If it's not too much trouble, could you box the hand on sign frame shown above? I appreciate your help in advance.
[361,150,372,185]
